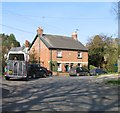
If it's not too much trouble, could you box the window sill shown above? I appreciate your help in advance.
[77,57,82,59]
[57,56,62,58]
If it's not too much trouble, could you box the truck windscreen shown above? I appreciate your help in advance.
[8,54,25,61]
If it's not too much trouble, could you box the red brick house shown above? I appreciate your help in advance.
[29,27,88,72]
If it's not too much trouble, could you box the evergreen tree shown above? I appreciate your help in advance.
[0,33,20,74]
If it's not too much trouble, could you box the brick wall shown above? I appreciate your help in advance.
[51,50,88,63]
[29,37,50,69]
[30,37,88,72]
[40,38,50,69]
[51,50,88,71]
[29,37,39,62]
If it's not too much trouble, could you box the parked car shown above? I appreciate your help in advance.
[27,64,47,78]
[40,67,53,76]
[89,68,107,76]
[69,66,90,76]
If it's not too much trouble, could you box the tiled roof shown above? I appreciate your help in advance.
[29,34,88,51]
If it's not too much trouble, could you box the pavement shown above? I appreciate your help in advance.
[97,74,119,79]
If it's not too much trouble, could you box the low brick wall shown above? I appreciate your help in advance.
[52,72,69,76]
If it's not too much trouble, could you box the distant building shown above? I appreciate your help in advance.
[29,27,88,72]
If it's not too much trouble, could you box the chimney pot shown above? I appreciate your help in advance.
[72,32,77,40]
[37,26,43,37]
[25,40,30,47]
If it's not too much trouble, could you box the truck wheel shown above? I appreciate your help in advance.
[24,76,29,81]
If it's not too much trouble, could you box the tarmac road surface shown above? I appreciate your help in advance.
[1,75,119,112]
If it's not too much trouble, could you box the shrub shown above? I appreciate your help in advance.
[89,65,96,70]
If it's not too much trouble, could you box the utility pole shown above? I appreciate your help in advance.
[118,55,120,73]
[38,34,40,64]
[50,50,52,71]
[117,2,120,75]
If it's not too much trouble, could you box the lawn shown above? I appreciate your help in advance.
[106,80,120,85]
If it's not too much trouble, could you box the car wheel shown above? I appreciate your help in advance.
[43,73,47,78]
[90,74,92,76]
[32,74,36,78]
[86,73,90,76]
[5,76,10,80]
[48,73,52,76]
[96,73,99,76]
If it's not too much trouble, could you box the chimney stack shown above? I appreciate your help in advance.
[37,26,43,37]
[25,40,30,47]
[72,32,77,40]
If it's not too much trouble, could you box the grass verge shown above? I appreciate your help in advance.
[106,80,120,85]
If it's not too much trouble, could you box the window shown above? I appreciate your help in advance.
[78,52,82,59]
[70,63,74,69]
[78,63,82,67]
[57,63,62,72]
[9,54,25,61]
[64,63,69,72]
[57,50,62,58]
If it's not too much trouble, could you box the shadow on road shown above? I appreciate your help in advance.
[2,77,119,112]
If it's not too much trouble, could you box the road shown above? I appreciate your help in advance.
[1,76,119,112]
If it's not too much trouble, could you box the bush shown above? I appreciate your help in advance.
[106,64,118,73]
[89,65,96,70]
[50,61,58,72]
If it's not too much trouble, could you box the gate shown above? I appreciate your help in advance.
[7,60,26,76]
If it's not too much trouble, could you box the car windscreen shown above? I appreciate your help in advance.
[76,67,82,72]
[8,54,25,61]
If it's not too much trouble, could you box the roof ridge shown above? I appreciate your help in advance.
[44,34,71,39]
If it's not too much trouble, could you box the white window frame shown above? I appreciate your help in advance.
[57,50,62,58]
[57,63,62,72]
[78,52,82,59]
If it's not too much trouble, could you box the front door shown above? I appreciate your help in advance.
[58,63,62,72]
[65,63,69,72]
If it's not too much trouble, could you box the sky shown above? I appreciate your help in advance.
[1,2,118,46]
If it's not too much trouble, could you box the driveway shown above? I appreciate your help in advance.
[1,76,119,112]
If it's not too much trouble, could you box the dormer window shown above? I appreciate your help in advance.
[78,52,82,59]
[57,50,62,58]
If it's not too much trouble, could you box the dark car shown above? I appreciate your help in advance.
[89,68,107,76]
[40,67,53,76]
[69,67,90,76]
[27,64,47,78]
